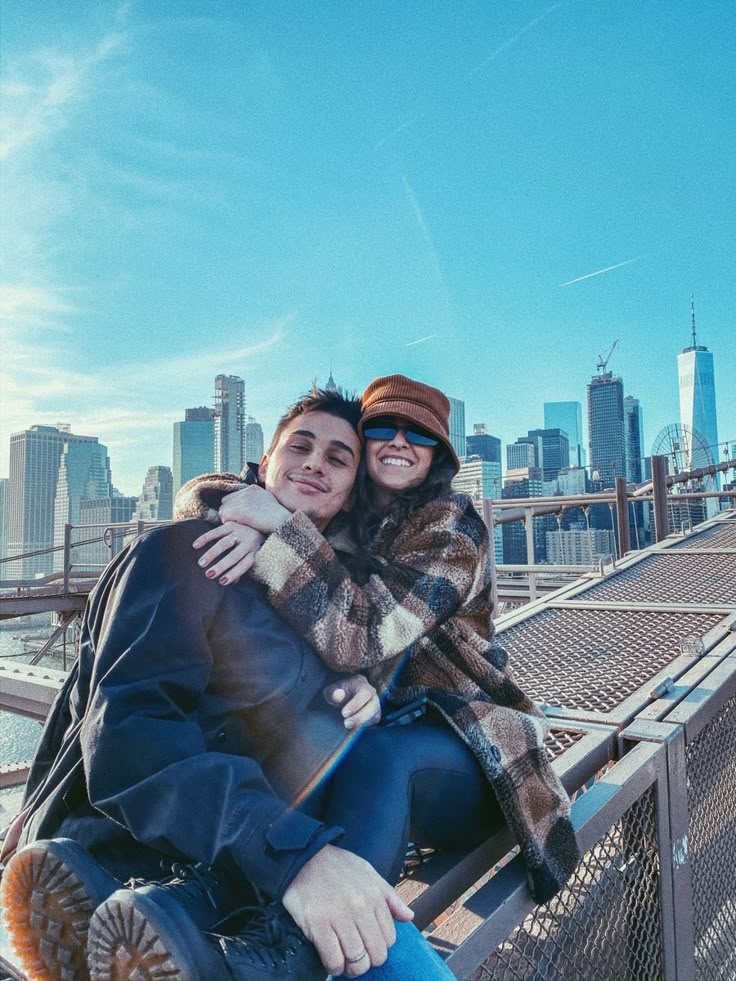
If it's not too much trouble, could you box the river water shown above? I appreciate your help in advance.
[1,621,55,770]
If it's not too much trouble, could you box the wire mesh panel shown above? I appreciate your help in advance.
[497,607,724,715]
[469,788,663,981]
[685,691,736,981]
[667,521,736,551]
[544,728,584,760]
[573,553,736,605]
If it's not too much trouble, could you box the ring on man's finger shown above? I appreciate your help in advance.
[345,950,368,965]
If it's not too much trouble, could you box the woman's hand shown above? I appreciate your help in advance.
[192,521,265,585]
[324,675,381,730]
[218,485,291,534]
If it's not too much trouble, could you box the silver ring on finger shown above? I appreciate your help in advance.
[345,951,368,965]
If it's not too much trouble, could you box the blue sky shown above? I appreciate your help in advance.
[1,0,734,495]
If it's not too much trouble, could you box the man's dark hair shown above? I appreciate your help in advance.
[267,383,361,454]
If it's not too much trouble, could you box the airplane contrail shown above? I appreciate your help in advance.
[559,256,643,287]
[374,118,419,152]
[468,1,567,77]
[406,334,436,347]
[374,1,567,151]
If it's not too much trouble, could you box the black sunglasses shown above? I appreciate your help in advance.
[363,418,439,447]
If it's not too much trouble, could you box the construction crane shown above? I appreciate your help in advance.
[596,339,618,374]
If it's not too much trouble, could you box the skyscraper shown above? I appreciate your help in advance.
[465,424,501,464]
[53,439,113,570]
[624,396,644,483]
[452,456,503,562]
[6,425,106,579]
[448,397,466,463]
[678,298,719,474]
[545,528,615,566]
[0,477,8,561]
[544,402,585,468]
[506,436,541,473]
[173,407,215,493]
[77,495,138,570]
[526,429,570,482]
[214,375,246,473]
[501,470,545,564]
[558,467,587,496]
[133,466,174,522]
[245,417,264,465]
[587,373,625,488]
[0,477,10,560]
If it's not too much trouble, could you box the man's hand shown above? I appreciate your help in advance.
[218,485,291,534]
[192,521,265,585]
[282,844,414,977]
[324,676,381,729]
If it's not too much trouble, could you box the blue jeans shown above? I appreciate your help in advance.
[321,715,503,884]
[334,920,455,980]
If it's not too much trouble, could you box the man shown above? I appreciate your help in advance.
[1,389,451,981]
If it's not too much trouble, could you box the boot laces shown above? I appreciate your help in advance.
[216,904,306,969]
[157,860,219,908]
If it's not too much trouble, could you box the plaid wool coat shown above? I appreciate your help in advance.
[176,475,580,903]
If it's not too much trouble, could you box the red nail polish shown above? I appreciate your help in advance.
[206,569,216,579]
[220,577,229,585]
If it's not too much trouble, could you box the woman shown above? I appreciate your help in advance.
[185,374,578,903]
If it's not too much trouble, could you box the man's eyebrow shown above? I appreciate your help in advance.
[291,430,356,458]
[330,440,356,457]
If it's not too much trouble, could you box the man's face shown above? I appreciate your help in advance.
[259,410,361,530]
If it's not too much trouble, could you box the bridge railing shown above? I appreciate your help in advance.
[0,520,170,594]
[480,455,736,604]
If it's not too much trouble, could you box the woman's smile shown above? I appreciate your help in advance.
[378,456,413,468]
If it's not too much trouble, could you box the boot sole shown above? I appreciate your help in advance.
[88,892,224,980]
[0,841,100,981]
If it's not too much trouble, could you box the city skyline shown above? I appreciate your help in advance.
[1,1,734,495]
[1,339,731,501]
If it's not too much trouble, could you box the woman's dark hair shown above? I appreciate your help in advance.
[351,443,456,554]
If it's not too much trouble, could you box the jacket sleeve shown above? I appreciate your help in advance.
[80,522,339,900]
[249,496,491,672]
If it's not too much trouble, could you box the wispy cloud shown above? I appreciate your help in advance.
[0,285,78,328]
[406,334,436,347]
[0,30,128,160]
[0,315,292,492]
[559,256,644,287]
[138,319,291,381]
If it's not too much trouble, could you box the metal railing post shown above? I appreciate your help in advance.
[615,477,631,557]
[482,499,499,617]
[524,508,537,601]
[63,524,72,593]
[651,455,670,542]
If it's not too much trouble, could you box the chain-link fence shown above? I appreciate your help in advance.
[687,691,736,980]
[470,789,662,981]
